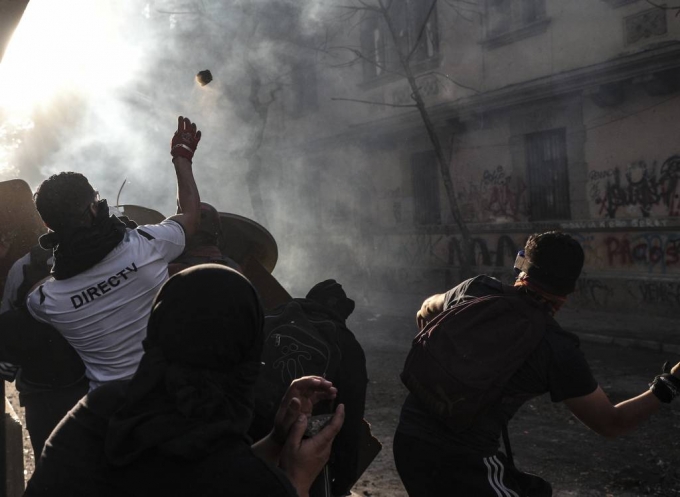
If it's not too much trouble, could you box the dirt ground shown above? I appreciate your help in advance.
[6,311,680,496]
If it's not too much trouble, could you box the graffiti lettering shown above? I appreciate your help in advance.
[590,156,680,218]
[626,280,680,307]
[588,170,615,181]
[447,235,520,269]
[604,233,680,273]
[575,277,614,307]
[459,166,528,222]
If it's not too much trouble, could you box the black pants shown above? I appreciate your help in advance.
[20,378,89,456]
[393,430,552,497]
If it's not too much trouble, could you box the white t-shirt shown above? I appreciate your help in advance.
[26,220,185,390]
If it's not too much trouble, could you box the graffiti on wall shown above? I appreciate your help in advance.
[604,233,680,273]
[589,155,680,219]
[626,280,680,307]
[447,234,519,268]
[573,276,614,307]
[458,166,528,222]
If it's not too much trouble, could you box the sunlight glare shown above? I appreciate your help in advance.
[0,0,140,114]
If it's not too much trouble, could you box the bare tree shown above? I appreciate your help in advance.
[325,0,481,277]
[150,1,316,225]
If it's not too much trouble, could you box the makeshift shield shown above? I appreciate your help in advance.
[218,212,291,310]
[0,179,45,300]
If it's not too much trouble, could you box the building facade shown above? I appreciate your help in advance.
[263,0,680,317]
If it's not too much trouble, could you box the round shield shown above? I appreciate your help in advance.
[218,212,278,273]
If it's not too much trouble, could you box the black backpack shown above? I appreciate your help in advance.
[400,288,547,432]
[250,299,343,440]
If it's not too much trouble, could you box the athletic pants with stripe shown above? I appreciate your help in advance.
[393,431,552,497]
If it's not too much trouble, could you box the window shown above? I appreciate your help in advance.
[525,128,570,220]
[486,0,546,38]
[360,0,439,82]
[411,151,441,225]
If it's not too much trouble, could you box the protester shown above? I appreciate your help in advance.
[250,279,368,497]
[168,201,241,275]
[0,246,88,455]
[305,280,368,497]
[394,231,680,497]
[24,116,201,390]
[25,264,345,497]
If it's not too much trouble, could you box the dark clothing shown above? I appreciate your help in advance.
[27,266,296,496]
[0,308,85,388]
[305,280,366,496]
[0,253,89,456]
[21,377,89,456]
[395,275,598,495]
[0,308,88,455]
[106,265,264,464]
[25,381,297,497]
[250,281,368,497]
[39,200,127,280]
[328,323,367,496]
[393,431,551,497]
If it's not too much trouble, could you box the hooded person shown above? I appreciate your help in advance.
[25,264,345,497]
[168,201,242,276]
[304,280,368,497]
[395,231,680,497]
[249,279,368,497]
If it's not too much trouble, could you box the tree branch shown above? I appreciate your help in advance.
[327,45,405,77]
[423,71,479,93]
[645,0,680,15]
[331,97,417,108]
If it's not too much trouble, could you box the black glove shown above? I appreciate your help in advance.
[649,361,680,403]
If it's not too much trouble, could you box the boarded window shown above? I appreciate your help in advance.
[411,151,441,225]
[360,0,439,82]
[525,128,570,220]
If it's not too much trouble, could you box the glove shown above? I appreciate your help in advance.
[171,116,201,162]
[649,361,680,403]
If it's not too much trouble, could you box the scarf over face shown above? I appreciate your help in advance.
[105,264,264,464]
[39,199,127,280]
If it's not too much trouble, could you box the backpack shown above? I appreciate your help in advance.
[250,299,343,440]
[400,289,547,432]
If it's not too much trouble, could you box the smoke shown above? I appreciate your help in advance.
[0,0,380,298]
[0,0,325,201]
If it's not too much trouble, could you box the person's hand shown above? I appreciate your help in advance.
[416,310,427,331]
[416,294,445,331]
[280,404,345,497]
[272,376,337,445]
[171,116,201,162]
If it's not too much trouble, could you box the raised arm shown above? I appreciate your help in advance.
[564,362,680,438]
[167,116,201,237]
